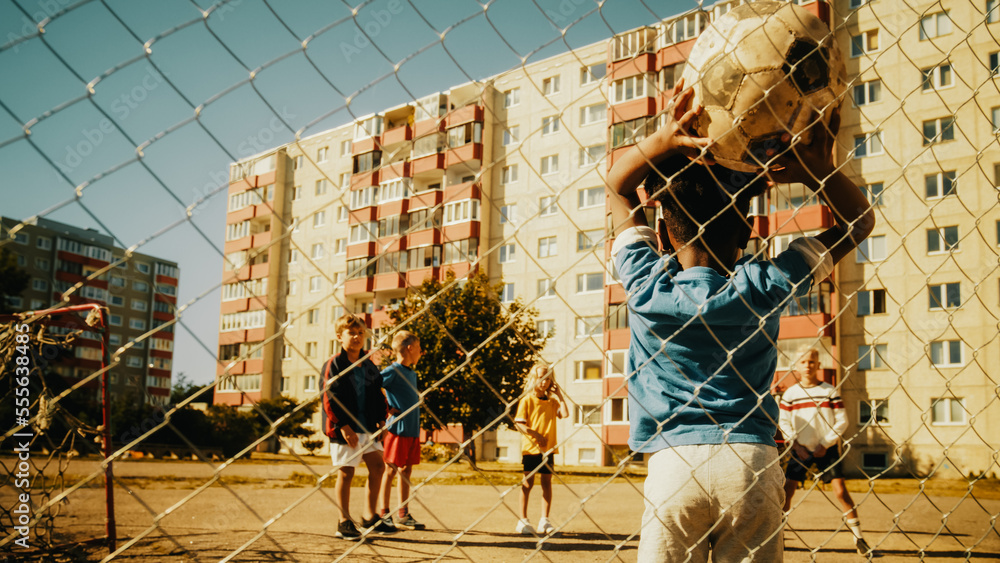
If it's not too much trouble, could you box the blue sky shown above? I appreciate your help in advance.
[0,0,690,385]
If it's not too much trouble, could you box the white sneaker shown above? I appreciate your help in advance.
[515,518,535,535]
[538,517,555,534]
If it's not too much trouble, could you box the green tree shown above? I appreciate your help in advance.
[170,372,209,405]
[384,270,545,463]
[0,248,29,314]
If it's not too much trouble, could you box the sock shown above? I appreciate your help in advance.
[846,517,864,540]
[398,508,408,519]
[379,508,389,517]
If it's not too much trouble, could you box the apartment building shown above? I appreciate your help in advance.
[216,0,999,474]
[1,216,179,406]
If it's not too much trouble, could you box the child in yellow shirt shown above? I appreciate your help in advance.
[514,364,567,535]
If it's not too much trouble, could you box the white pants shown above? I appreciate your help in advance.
[639,443,785,562]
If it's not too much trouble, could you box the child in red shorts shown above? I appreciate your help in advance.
[378,331,425,530]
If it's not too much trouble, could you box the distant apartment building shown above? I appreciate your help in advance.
[215,0,1000,474]
[1,216,179,406]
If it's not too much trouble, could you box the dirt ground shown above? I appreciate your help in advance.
[3,455,1000,562]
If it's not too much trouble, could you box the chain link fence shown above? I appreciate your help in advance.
[1,0,999,560]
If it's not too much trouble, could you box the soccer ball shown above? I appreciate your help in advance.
[679,1,847,172]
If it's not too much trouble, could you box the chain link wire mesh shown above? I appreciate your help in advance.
[1,0,999,560]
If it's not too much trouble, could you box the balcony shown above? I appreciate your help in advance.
[610,97,656,123]
[445,143,482,169]
[779,313,834,339]
[410,189,443,209]
[443,180,479,202]
[382,124,413,146]
[380,160,411,181]
[657,37,696,68]
[770,204,833,236]
[445,104,484,128]
[406,228,441,248]
[345,277,375,296]
[352,136,380,155]
[610,52,656,80]
[373,273,406,291]
[351,169,379,187]
[605,328,630,351]
[601,424,630,446]
[346,242,376,260]
[412,153,445,176]
[442,221,480,243]
[406,267,440,287]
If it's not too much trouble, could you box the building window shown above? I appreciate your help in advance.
[930,340,963,367]
[925,171,956,199]
[928,282,960,310]
[109,314,122,326]
[447,122,482,148]
[853,131,883,158]
[606,303,629,331]
[922,116,955,145]
[500,204,517,225]
[498,243,516,264]
[313,211,326,228]
[579,144,605,167]
[862,183,884,206]
[443,199,480,225]
[36,236,52,250]
[537,278,555,299]
[575,405,601,426]
[539,196,557,217]
[857,288,886,316]
[504,88,520,108]
[859,400,890,426]
[850,29,879,57]
[931,397,966,425]
[577,229,602,252]
[578,187,603,209]
[307,309,320,324]
[538,236,557,258]
[608,397,628,422]
[304,375,317,392]
[292,186,302,200]
[31,278,48,292]
[501,164,518,184]
[317,147,328,162]
[541,115,561,136]
[335,239,346,255]
[580,103,605,126]
[853,79,882,106]
[353,151,381,174]
[990,52,999,76]
[668,12,706,43]
[856,234,887,263]
[340,140,352,156]
[611,74,651,104]
[993,107,1000,134]
[575,360,602,380]
[919,11,952,40]
[576,272,604,293]
[927,226,959,254]
[442,238,478,264]
[858,344,888,371]
[315,179,329,196]
[612,27,654,60]
[503,126,520,146]
[990,0,999,23]
[311,243,324,260]
[920,64,953,91]
[540,155,559,175]
[580,63,605,86]
[131,299,148,312]
[575,316,602,338]
[542,75,560,96]
[309,276,322,293]
[500,283,515,303]
[536,319,554,337]
[129,318,146,331]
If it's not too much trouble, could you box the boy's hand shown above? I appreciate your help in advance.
[388,407,402,416]
[655,78,715,163]
[793,443,811,460]
[812,444,827,458]
[766,109,840,189]
[340,425,359,449]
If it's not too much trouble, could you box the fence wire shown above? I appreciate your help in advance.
[1,0,999,561]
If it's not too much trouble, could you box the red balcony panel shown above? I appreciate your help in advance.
[349,206,378,224]
[154,293,177,305]
[445,143,483,168]
[441,222,480,242]
[802,0,831,26]
[377,238,405,253]
[218,331,248,345]
[657,40,695,68]
[245,359,264,373]
[216,362,235,378]
[377,199,407,219]
[155,275,178,286]
[410,189,443,209]
[752,215,769,238]
[149,368,171,378]
[371,308,392,329]
[352,170,379,187]
[602,375,629,397]
[150,349,171,359]
[446,105,484,128]
[224,236,253,254]
[407,228,441,247]
[373,273,405,292]
[252,231,272,248]
[345,277,375,295]
[607,146,633,170]
[601,424,630,446]
[152,329,174,341]
[56,251,85,265]
[352,136,380,155]
[443,181,480,202]
[246,327,267,341]
[54,271,81,285]
[606,284,626,304]
[347,242,376,260]
[606,328,630,351]
[252,203,273,218]
[147,386,170,396]
[414,118,445,138]
[214,390,261,406]
[779,313,834,340]
[227,206,255,224]
[610,98,657,123]
[382,124,413,146]
[771,205,832,235]
[442,262,473,280]
[380,160,411,180]
[249,263,270,279]
[254,171,276,187]
[609,53,656,80]
[412,153,445,175]
[220,299,249,315]
[406,267,439,287]
[248,294,268,310]
[153,311,174,322]
[229,178,253,194]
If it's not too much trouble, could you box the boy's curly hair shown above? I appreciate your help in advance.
[644,155,768,253]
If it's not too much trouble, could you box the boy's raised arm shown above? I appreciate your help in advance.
[606,82,713,236]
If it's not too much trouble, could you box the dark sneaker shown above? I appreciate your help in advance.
[855,537,880,557]
[396,513,425,530]
[361,515,397,535]
[335,519,361,541]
